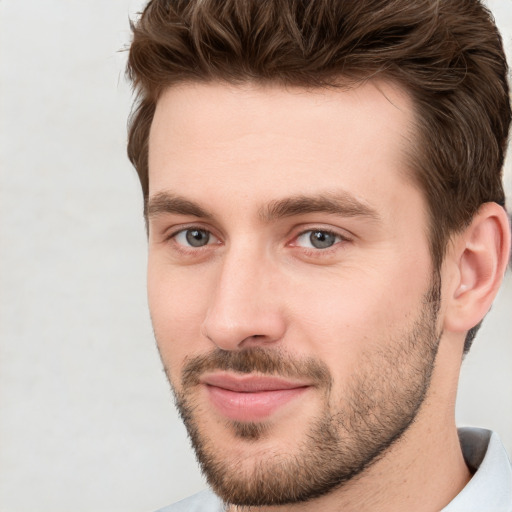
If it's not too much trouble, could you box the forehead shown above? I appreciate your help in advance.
[148,81,418,219]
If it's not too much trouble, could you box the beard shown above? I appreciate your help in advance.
[164,274,441,508]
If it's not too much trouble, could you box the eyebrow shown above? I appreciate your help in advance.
[260,192,381,223]
[146,192,213,219]
[146,190,380,224]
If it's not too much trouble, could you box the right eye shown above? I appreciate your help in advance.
[173,228,216,248]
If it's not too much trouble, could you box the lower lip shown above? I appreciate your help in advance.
[206,385,309,422]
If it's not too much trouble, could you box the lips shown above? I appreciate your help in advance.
[201,373,310,422]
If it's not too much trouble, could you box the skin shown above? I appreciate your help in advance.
[146,81,510,511]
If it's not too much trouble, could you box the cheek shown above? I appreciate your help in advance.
[284,260,431,358]
[147,259,210,369]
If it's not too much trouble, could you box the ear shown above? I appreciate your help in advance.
[443,202,511,334]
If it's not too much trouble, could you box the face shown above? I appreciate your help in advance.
[147,82,441,507]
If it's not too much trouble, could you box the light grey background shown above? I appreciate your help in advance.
[0,1,511,511]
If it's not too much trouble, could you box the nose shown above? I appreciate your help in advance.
[201,246,287,351]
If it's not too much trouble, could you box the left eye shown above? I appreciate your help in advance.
[174,228,214,248]
[295,230,342,249]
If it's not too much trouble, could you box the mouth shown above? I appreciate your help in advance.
[200,373,311,422]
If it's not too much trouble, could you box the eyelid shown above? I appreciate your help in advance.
[296,230,341,246]
[164,222,215,239]
[165,224,222,248]
[159,222,351,254]
[286,226,354,258]
[289,225,352,243]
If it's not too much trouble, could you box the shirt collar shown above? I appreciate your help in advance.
[442,427,512,511]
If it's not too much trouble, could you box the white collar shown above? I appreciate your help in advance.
[442,427,512,511]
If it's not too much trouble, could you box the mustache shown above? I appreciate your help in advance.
[181,347,332,390]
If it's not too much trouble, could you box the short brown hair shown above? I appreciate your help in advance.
[127,0,510,352]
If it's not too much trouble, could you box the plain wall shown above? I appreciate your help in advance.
[0,1,511,511]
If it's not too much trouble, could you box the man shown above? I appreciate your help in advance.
[126,0,512,510]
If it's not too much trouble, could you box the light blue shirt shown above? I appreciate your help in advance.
[157,428,512,512]
[443,428,512,511]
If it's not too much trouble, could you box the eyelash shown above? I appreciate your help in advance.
[291,229,348,253]
[165,226,351,256]
[166,225,219,253]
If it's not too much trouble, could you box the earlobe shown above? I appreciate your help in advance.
[444,202,511,334]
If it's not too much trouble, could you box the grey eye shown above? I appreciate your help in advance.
[184,229,210,247]
[309,231,338,249]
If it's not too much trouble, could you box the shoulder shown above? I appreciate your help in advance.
[155,489,224,512]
